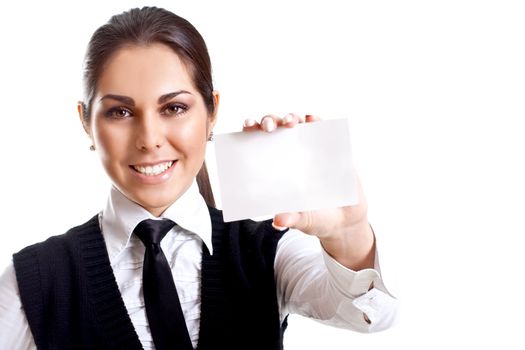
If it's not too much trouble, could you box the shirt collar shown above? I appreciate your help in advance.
[101,180,213,261]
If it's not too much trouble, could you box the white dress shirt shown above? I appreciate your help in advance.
[0,180,397,349]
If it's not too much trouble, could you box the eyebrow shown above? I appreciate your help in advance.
[99,90,193,106]
[158,90,192,104]
[99,94,135,106]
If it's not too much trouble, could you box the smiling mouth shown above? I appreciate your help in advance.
[131,161,175,176]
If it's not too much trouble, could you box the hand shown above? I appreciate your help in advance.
[273,176,369,239]
[241,113,375,270]
[242,113,320,132]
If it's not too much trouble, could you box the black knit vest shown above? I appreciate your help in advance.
[13,207,288,350]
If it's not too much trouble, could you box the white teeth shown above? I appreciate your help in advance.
[133,161,173,176]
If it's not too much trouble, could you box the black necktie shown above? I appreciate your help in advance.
[134,219,193,350]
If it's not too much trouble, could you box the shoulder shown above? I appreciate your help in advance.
[13,215,100,267]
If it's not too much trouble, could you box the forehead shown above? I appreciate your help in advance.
[96,43,195,98]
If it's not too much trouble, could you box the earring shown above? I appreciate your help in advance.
[208,131,214,141]
[90,145,96,151]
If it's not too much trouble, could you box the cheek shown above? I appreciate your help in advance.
[170,117,208,157]
[93,119,129,162]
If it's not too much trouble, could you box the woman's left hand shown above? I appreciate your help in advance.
[242,113,376,271]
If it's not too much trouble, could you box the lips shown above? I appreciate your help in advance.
[131,161,175,176]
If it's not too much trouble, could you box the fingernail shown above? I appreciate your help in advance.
[272,222,288,231]
[244,118,256,127]
[283,114,293,124]
[263,117,276,132]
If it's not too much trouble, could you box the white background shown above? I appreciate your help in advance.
[1,0,524,349]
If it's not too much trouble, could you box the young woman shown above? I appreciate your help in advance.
[0,6,397,350]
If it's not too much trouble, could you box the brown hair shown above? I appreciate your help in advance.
[81,6,216,207]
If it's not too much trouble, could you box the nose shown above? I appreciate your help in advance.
[135,112,165,151]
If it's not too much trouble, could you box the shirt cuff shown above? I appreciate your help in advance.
[351,287,399,331]
[321,248,382,298]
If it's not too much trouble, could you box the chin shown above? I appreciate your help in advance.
[139,200,173,216]
[126,190,176,214]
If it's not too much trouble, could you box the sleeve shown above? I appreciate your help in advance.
[274,228,398,333]
[0,262,37,350]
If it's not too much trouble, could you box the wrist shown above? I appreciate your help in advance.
[320,219,376,270]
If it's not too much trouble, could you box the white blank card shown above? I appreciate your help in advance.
[214,118,358,222]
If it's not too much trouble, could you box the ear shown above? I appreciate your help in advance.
[209,90,220,130]
[77,101,92,137]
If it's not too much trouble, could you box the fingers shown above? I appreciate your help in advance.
[305,114,321,123]
[242,114,281,133]
[243,113,315,133]
[261,115,281,132]
[242,118,259,132]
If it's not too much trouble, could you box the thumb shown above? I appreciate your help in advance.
[272,212,304,231]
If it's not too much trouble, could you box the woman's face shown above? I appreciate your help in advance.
[82,43,217,216]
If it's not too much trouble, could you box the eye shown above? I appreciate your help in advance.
[161,103,188,116]
[105,107,132,119]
